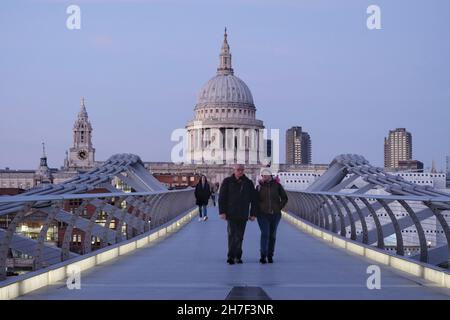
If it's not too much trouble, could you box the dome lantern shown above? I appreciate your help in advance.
[217,27,234,76]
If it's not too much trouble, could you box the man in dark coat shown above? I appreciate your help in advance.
[219,164,258,264]
[256,167,288,264]
[195,175,211,221]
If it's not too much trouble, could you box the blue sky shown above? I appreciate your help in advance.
[0,0,449,170]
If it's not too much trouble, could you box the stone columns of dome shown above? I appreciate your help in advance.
[196,129,201,155]
[221,128,226,165]
[255,128,260,164]
[225,127,233,164]
[245,129,249,164]
[194,129,197,150]
[248,128,257,165]
[234,128,239,162]
[201,128,205,163]
[190,129,195,163]
[259,128,263,163]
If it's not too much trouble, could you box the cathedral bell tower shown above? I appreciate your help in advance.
[68,97,95,170]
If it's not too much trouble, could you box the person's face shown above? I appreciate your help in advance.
[262,174,271,182]
[201,176,206,183]
[234,165,245,178]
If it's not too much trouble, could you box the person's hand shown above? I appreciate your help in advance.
[249,216,256,221]
[219,213,226,220]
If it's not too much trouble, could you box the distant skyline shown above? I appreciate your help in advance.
[1,0,449,170]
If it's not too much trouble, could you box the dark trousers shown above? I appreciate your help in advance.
[211,194,216,206]
[227,219,247,260]
[257,213,281,258]
[198,205,207,217]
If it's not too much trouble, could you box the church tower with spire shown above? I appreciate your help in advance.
[35,142,53,184]
[68,97,96,170]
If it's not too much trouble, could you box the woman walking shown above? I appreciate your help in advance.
[256,168,288,264]
[195,175,212,221]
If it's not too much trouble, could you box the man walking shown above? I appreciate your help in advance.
[219,164,257,265]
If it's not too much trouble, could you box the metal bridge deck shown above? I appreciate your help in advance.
[18,207,450,300]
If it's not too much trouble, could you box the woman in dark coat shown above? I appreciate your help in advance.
[256,168,288,263]
[195,175,211,221]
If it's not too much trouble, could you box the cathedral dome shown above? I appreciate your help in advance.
[186,29,265,166]
[197,74,254,108]
[195,28,255,110]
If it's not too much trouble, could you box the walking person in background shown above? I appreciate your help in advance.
[256,167,288,264]
[210,182,219,207]
[219,164,258,265]
[195,175,211,222]
[216,182,220,204]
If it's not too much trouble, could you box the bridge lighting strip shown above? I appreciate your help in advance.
[0,207,198,300]
[282,211,450,290]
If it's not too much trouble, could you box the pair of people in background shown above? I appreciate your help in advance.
[218,164,288,265]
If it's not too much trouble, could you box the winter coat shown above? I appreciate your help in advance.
[256,179,288,215]
[211,183,219,194]
[195,181,211,206]
[218,174,258,220]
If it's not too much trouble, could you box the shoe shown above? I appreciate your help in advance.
[268,256,273,263]
[227,258,235,265]
[260,255,267,264]
[235,258,243,264]
[203,216,208,221]
[198,217,202,222]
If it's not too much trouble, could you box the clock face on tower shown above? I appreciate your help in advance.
[77,150,88,160]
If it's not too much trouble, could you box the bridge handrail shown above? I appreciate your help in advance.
[0,189,192,205]
[0,154,196,281]
[285,189,450,267]
[285,189,450,204]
